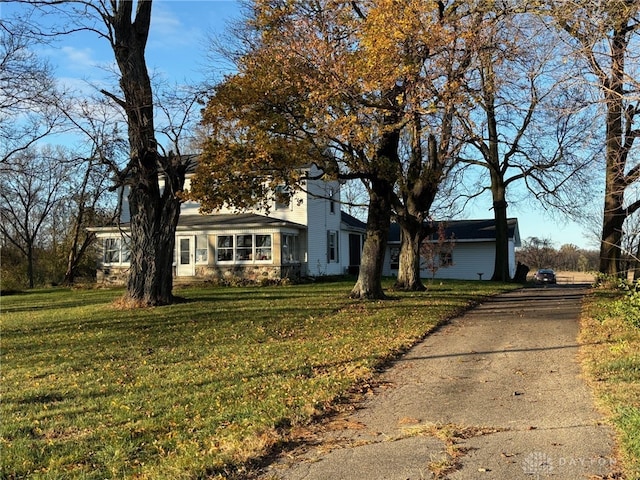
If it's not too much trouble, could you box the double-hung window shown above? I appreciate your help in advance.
[103,236,130,265]
[327,230,338,263]
[282,234,299,263]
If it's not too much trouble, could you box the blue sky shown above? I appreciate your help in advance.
[2,0,600,250]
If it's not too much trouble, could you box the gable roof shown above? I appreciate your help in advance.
[388,218,520,246]
[341,211,367,231]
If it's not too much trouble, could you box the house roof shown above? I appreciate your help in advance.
[176,213,306,230]
[90,213,307,233]
[341,211,367,231]
[388,218,520,246]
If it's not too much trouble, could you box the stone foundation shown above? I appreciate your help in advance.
[96,263,302,286]
[96,266,130,285]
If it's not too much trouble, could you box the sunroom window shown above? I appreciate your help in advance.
[236,234,253,260]
[282,234,299,263]
[217,235,233,262]
[196,235,208,263]
[216,234,273,263]
[256,235,272,261]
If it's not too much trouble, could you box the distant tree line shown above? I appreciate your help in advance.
[517,237,601,273]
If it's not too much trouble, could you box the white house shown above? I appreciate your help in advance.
[92,161,521,284]
[92,165,367,284]
[383,218,521,281]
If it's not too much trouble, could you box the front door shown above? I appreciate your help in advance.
[348,233,362,275]
[177,236,195,276]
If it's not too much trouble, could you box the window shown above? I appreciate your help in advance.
[275,185,290,210]
[282,234,299,263]
[216,234,273,263]
[103,237,130,265]
[217,235,233,262]
[390,246,400,270]
[196,235,208,263]
[104,238,120,263]
[328,188,335,214]
[236,234,253,260]
[327,230,338,262]
[255,235,272,261]
[440,251,453,267]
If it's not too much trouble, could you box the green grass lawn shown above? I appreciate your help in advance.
[1,280,518,479]
[580,287,640,480]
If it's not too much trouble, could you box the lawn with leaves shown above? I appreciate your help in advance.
[580,286,640,479]
[1,280,518,479]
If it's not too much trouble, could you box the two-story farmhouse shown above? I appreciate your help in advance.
[92,165,367,284]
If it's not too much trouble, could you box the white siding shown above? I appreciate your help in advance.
[180,176,311,224]
[384,241,498,281]
[267,187,308,225]
[305,178,342,275]
[427,242,495,280]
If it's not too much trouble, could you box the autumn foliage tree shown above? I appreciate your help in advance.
[383,1,481,291]
[193,0,492,297]
[192,0,411,299]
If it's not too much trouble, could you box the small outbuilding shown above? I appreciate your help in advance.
[383,218,521,281]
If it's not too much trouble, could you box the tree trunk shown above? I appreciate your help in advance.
[598,23,628,278]
[109,1,185,305]
[350,178,393,299]
[491,197,511,282]
[395,216,426,291]
[350,86,401,300]
[126,178,181,305]
[599,197,625,276]
[27,243,35,289]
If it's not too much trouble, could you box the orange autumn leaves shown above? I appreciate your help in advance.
[190,0,481,212]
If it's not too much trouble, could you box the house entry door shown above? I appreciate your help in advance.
[177,236,195,276]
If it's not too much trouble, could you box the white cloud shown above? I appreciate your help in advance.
[149,3,203,49]
[60,46,97,71]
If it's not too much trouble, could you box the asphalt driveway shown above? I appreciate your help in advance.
[257,285,619,479]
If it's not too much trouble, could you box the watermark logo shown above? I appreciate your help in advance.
[522,451,554,477]
[522,451,616,477]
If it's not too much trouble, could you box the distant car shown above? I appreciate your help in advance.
[534,268,557,284]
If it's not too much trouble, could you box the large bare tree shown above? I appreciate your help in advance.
[553,0,640,276]
[1,14,64,168]
[461,10,596,281]
[16,0,191,304]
